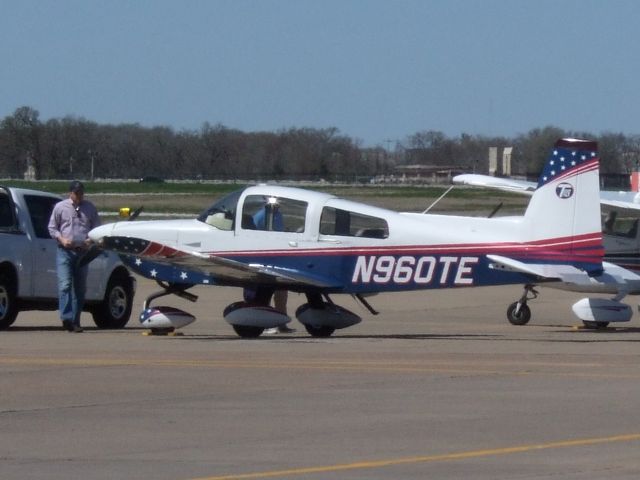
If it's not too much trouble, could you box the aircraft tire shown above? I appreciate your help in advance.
[507,302,531,326]
[304,324,336,338]
[232,325,264,338]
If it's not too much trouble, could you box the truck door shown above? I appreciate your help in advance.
[23,195,60,298]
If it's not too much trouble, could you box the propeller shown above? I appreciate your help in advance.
[77,243,103,268]
[79,205,144,268]
[128,206,144,221]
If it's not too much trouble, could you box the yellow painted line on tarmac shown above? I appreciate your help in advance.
[189,433,640,480]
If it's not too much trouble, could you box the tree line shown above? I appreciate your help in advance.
[2,106,640,184]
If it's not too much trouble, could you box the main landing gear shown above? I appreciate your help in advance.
[223,288,365,338]
[506,284,538,326]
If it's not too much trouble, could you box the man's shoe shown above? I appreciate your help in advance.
[62,320,73,332]
[72,325,84,333]
[277,325,296,334]
[263,328,278,335]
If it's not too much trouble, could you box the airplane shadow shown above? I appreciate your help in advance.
[173,325,640,344]
[527,323,640,334]
[6,325,640,344]
[5,326,148,333]
[173,332,500,342]
[4,326,67,332]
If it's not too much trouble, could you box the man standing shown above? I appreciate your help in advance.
[48,180,101,332]
[251,197,295,334]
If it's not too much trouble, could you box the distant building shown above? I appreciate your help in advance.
[23,153,36,180]
[488,146,513,177]
[502,147,513,176]
[393,164,471,184]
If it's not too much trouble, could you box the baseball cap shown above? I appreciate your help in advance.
[69,180,85,193]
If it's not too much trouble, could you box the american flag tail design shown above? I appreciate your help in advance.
[523,138,603,274]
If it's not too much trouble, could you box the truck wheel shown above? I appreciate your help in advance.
[91,271,133,329]
[0,272,19,329]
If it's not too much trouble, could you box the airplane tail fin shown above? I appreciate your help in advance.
[522,138,603,273]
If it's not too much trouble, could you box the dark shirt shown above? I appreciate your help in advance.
[253,207,284,231]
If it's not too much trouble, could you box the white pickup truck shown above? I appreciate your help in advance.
[0,185,136,329]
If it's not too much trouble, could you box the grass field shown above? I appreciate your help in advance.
[2,179,529,219]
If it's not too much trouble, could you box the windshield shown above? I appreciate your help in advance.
[197,188,245,230]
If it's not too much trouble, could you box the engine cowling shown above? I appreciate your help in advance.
[140,306,196,330]
[295,303,361,329]
[223,301,290,328]
[571,298,633,323]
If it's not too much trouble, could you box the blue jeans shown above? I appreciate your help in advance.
[56,247,89,326]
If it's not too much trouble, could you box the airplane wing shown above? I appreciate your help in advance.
[452,174,536,195]
[599,191,640,212]
[101,236,340,288]
[453,174,640,213]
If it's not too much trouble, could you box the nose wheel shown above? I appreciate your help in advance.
[507,285,537,326]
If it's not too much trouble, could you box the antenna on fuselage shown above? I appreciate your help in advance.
[487,202,503,218]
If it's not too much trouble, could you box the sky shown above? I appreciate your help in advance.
[2,0,640,146]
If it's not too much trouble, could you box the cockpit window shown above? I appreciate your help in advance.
[241,195,307,233]
[320,207,388,239]
[197,189,244,231]
[602,210,638,238]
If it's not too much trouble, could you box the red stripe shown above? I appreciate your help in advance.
[140,241,187,258]
[142,241,164,256]
[550,158,599,183]
[213,233,604,259]
[215,232,603,257]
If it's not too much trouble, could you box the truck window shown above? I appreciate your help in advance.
[24,195,59,239]
[0,193,14,228]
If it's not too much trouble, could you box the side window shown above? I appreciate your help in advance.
[241,195,307,233]
[320,207,388,239]
[0,192,14,229]
[24,195,59,239]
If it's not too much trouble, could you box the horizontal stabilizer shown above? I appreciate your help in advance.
[487,254,592,284]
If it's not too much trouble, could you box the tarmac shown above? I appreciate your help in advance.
[2,276,640,479]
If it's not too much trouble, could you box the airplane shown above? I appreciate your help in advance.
[88,138,640,337]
